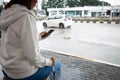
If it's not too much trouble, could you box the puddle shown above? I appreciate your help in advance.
[63,37,71,40]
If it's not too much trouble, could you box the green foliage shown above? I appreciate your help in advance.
[80,0,110,6]
[42,0,111,9]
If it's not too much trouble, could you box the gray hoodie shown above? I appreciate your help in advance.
[0,4,52,79]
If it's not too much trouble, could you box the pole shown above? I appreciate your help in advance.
[64,0,66,15]
[110,6,113,21]
[102,0,104,16]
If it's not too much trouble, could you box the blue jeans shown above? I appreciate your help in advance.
[3,61,62,80]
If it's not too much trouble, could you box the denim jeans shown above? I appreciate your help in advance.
[3,61,62,80]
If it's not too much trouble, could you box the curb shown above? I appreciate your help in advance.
[41,48,120,67]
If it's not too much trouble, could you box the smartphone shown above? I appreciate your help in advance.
[47,29,54,35]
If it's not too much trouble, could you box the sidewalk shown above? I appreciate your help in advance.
[0,50,120,80]
[41,50,120,80]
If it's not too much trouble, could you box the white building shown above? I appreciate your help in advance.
[47,6,112,17]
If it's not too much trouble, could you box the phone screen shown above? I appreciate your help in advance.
[48,29,54,35]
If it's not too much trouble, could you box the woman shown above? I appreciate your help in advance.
[0,0,61,80]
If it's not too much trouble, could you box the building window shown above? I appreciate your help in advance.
[84,10,88,15]
[76,11,82,17]
[91,12,96,17]
[59,10,64,14]
[51,11,57,15]
[66,11,75,17]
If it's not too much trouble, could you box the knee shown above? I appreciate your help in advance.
[54,61,62,71]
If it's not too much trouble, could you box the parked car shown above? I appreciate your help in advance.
[42,15,73,28]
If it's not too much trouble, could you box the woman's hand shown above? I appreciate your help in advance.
[51,57,55,66]
[39,31,48,39]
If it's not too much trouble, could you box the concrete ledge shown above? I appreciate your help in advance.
[72,17,120,24]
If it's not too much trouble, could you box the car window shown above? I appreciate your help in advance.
[66,15,72,20]
[54,16,62,19]
[47,17,55,20]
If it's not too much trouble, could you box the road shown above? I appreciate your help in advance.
[37,21,120,66]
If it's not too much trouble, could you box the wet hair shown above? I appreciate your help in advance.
[5,0,33,10]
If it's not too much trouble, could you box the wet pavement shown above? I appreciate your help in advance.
[41,50,120,80]
[39,38,120,66]
[37,22,120,66]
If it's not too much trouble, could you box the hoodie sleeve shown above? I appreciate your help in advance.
[20,14,53,67]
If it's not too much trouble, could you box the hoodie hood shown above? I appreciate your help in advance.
[0,4,36,31]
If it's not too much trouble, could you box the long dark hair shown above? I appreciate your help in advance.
[5,0,33,10]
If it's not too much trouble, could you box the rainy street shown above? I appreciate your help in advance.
[37,21,120,66]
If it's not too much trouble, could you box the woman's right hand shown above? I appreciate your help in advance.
[39,31,48,40]
[51,57,55,66]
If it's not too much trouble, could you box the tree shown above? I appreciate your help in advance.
[42,0,111,9]
[80,0,110,6]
